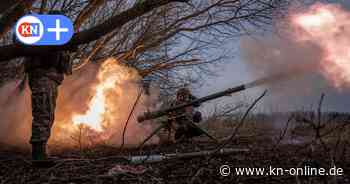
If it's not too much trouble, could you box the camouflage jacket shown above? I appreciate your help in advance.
[168,94,200,122]
[25,51,72,84]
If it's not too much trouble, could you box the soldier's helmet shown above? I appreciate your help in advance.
[176,87,191,101]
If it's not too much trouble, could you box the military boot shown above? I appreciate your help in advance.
[32,142,47,160]
[31,142,56,168]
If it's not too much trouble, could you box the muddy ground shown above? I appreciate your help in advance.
[0,127,349,184]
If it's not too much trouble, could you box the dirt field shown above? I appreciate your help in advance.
[0,128,349,184]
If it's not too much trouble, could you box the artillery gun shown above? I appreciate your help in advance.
[137,72,294,148]
[137,84,246,123]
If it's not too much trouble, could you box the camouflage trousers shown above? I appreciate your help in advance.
[28,76,59,144]
[173,116,203,140]
[174,122,203,140]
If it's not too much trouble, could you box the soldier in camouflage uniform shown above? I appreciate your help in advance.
[25,50,72,162]
[169,87,203,141]
[139,87,217,147]
[15,10,74,164]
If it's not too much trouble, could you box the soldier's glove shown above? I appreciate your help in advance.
[192,111,202,123]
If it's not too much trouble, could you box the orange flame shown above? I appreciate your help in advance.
[291,3,350,89]
[72,60,119,131]
[47,58,160,147]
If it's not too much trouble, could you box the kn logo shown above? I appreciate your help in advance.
[15,14,73,45]
[16,15,44,44]
[18,23,41,37]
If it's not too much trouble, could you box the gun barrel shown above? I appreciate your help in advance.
[137,85,246,123]
[137,71,300,123]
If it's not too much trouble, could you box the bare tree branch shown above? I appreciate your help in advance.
[0,0,36,38]
[0,0,190,61]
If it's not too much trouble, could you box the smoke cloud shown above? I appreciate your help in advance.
[240,2,350,112]
[0,80,31,148]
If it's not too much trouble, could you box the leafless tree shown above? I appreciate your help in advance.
[0,0,289,91]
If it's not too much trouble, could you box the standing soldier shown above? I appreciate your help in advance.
[25,49,72,163]
[169,87,203,141]
[18,10,74,164]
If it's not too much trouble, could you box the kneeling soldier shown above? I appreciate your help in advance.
[169,87,203,141]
